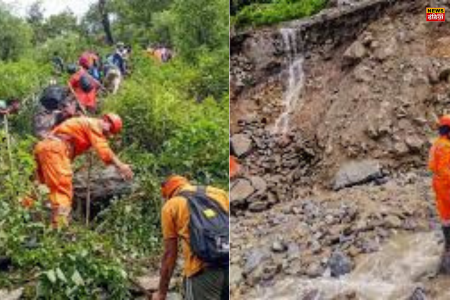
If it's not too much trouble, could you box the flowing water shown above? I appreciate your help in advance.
[273,28,306,135]
[250,232,443,300]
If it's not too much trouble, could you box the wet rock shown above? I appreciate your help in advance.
[333,160,384,191]
[230,265,243,286]
[244,248,270,275]
[249,201,268,212]
[328,251,353,278]
[231,178,255,204]
[271,240,288,253]
[231,134,252,157]
[343,41,367,66]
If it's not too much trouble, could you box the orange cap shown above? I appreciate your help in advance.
[103,113,123,135]
[161,175,189,199]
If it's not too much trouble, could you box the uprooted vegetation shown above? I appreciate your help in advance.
[0,0,228,298]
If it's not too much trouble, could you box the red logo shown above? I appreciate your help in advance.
[427,7,445,22]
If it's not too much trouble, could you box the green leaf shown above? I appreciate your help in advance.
[71,270,84,286]
[56,268,67,283]
[46,270,57,283]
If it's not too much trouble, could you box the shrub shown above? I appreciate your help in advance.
[233,0,329,28]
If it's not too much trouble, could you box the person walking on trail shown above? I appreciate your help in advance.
[429,114,450,273]
[153,176,229,300]
[69,54,101,113]
[51,51,65,75]
[33,114,133,228]
[33,85,79,139]
[109,42,127,76]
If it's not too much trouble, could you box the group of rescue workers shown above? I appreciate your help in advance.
[0,41,229,300]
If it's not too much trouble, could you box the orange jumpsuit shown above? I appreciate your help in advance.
[34,117,115,226]
[429,136,450,222]
[230,155,240,179]
[69,69,99,111]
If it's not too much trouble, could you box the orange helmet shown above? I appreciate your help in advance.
[161,175,189,199]
[103,113,123,135]
[440,115,450,128]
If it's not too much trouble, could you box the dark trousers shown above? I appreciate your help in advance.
[184,267,229,300]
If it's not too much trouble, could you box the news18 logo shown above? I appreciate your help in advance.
[427,7,445,22]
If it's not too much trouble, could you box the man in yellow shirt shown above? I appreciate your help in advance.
[153,175,229,300]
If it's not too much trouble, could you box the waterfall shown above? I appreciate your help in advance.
[273,28,305,135]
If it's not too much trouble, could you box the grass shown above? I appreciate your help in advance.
[233,0,329,28]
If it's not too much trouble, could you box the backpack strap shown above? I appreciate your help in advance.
[179,186,228,215]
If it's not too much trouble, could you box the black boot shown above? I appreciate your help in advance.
[440,226,450,274]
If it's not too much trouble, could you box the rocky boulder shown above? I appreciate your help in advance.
[333,160,384,191]
[74,166,134,201]
[231,178,255,204]
[231,134,253,157]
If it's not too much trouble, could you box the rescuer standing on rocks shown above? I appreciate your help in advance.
[429,115,450,273]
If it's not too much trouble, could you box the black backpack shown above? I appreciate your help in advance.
[40,85,70,111]
[179,187,229,268]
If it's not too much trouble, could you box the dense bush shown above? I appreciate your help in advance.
[0,8,33,61]
[233,0,329,28]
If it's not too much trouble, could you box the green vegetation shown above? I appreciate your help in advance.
[0,0,228,298]
[231,0,329,28]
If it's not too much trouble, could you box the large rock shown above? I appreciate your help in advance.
[74,165,134,201]
[333,160,384,190]
[231,134,252,157]
[231,178,255,204]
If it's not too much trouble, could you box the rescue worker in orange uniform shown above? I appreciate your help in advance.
[69,55,101,113]
[429,115,450,273]
[34,114,133,227]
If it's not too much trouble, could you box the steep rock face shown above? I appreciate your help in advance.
[231,0,447,188]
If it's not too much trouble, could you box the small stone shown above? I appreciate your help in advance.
[328,251,353,278]
[231,134,252,157]
[249,201,268,212]
[271,240,288,253]
[244,249,270,275]
[231,179,255,203]
[343,41,367,65]
[250,176,268,195]
[287,243,301,260]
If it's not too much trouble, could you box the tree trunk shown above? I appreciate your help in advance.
[99,0,114,45]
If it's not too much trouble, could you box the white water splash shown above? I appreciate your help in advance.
[273,28,306,135]
[250,232,442,300]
